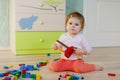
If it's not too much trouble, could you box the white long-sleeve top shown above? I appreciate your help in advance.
[57,32,92,60]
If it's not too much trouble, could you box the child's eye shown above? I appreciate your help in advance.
[75,23,79,26]
[69,22,72,25]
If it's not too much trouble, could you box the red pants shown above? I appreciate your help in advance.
[49,59,95,73]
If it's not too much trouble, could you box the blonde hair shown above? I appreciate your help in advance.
[65,11,85,30]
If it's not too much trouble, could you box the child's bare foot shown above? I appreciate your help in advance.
[95,65,103,71]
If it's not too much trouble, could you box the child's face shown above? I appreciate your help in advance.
[66,17,82,35]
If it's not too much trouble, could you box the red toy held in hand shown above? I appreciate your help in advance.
[57,40,75,58]
[65,46,75,58]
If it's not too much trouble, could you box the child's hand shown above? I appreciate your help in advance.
[52,43,58,50]
[74,48,87,56]
[74,48,82,55]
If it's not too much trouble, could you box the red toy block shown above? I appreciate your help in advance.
[5,72,9,76]
[108,73,116,76]
[22,69,26,74]
[19,64,25,66]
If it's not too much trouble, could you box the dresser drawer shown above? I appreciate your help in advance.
[16,31,63,55]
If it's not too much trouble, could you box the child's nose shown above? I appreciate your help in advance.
[72,25,75,28]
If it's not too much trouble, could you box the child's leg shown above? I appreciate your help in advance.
[49,59,73,72]
[72,60,95,73]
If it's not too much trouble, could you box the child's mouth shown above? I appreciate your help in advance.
[71,29,75,31]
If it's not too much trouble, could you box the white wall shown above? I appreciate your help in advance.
[0,0,10,50]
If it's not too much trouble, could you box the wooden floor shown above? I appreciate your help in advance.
[0,47,120,80]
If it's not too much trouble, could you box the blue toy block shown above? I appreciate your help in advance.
[26,72,31,78]
[8,70,18,74]
[4,66,9,69]
[0,73,5,77]
[26,65,34,71]
[20,65,26,71]
[47,53,51,56]
[36,64,41,68]
[71,74,84,79]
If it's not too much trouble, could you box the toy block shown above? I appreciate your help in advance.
[8,70,17,74]
[66,76,71,80]
[8,74,16,80]
[69,77,76,80]
[18,64,25,66]
[19,65,25,71]
[3,65,13,69]
[47,53,50,56]
[22,74,26,78]
[36,64,41,68]
[44,59,49,63]
[36,74,42,80]
[71,74,84,79]
[0,73,5,77]
[5,72,10,76]
[108,73,116,76]
[26,65,34,71]
[22,69,26,74]
[25,72,31,78]
[59,73,84,80]
[39,62,47,66]
[8,65,14,68]
[33,66,39,70]
[31,74,36,79]
[14,72,21,78]
[4,66,9,69]
[10,71,21,78]
[12,76,18,80]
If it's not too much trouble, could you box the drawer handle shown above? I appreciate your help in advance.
[40,39,44,43]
